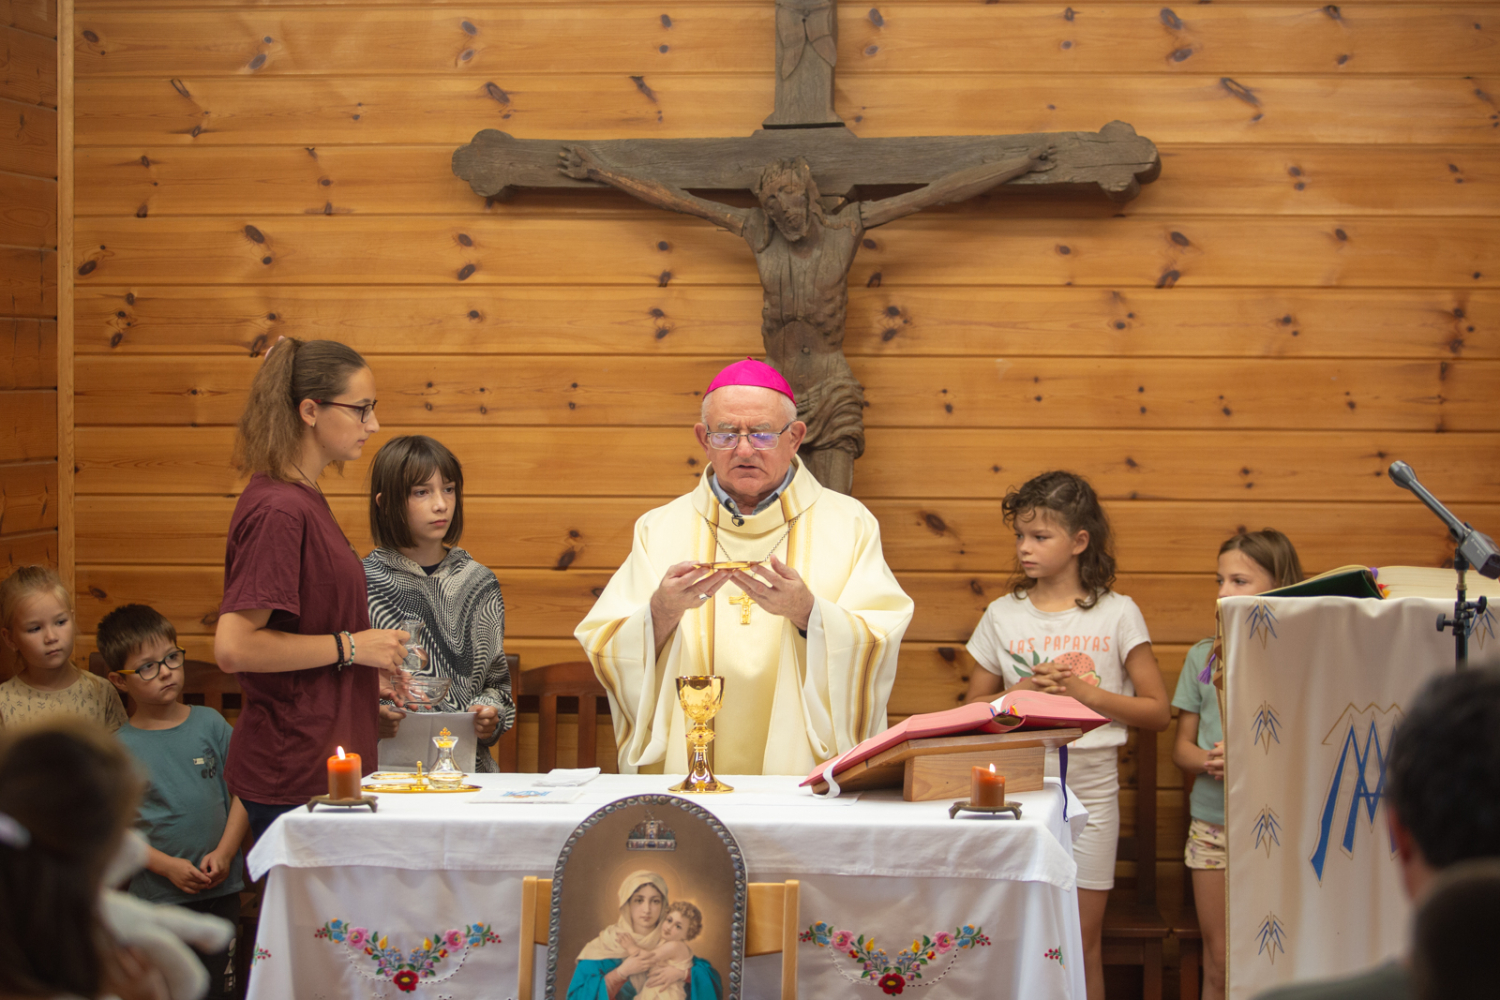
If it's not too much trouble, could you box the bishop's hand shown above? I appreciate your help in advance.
[731,555,815,631]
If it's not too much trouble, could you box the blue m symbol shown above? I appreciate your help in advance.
[1309,719,1392,881]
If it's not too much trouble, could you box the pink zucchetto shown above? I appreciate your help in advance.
[704,358,796,404]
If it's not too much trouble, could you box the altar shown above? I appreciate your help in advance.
[246,774,1088,999]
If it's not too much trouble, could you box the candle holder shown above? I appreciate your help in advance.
[948,800,1022,820]
[307,794,379,813]
[668,675,733,794]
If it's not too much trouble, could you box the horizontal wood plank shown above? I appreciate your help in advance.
[71,5,1500,78]
[0,389,55,461]
[0,24,55,107]
[74,426,1500,502]
[72,494,1483,576]
[2,0,55,38]
[0,94,55,176]
[73,563,1215,643]
[1,317,55,388]
[0,459,56,534]
[69,215,1500,289]
[73,285,1499,360]
[73,354,1500,432]
[0,171,55,248]
[74,73,1500,147]
[0,247,55,317]
[73,143,1500,220]
[1,528,55,570]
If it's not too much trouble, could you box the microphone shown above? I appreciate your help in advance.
[1389,461,1500,579]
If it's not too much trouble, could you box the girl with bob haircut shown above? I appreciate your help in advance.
[1172,528,1302,1000]
[963,470,1169,1000]
[363,435,514,767]
[214,337,411,836]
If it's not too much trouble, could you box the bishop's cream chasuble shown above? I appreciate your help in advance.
[575,461,914,776]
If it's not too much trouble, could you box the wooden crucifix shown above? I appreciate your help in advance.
[453,0,1160,494]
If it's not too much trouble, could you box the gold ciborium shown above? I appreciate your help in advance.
[668,675,733,794]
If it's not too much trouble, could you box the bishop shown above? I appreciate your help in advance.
[575,359,914,775]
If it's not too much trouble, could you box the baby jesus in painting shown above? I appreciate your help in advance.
[615,901,703,1000]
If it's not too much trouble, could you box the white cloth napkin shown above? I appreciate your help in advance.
[533,766,601,786]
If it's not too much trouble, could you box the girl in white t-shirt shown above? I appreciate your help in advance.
[964,470,1170,1000]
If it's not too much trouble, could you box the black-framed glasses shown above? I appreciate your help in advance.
[118,647,186,681]
[706,421,793,451]
[315,399,378,422]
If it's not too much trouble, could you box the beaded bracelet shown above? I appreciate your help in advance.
[333,631,344,666]
[340,630,357,667]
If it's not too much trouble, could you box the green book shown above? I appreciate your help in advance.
[1264,564,1383,600]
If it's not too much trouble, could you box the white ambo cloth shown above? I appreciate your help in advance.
[1221,594,1454,1000]
[246,774,1088,999]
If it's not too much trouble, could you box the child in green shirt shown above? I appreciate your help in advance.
[102,603,249,1000]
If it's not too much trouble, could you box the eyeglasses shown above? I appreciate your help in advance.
[117,647,186,681]
[705,421,793,451]
[315,399,378,423]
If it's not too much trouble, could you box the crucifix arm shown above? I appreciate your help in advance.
[559,146,748,236]
[859,145,1057,230]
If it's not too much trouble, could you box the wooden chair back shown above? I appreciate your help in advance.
[517,876,798,999]
[495,659,609,773]
[88,652,243,720]
[1100,727,1168,999]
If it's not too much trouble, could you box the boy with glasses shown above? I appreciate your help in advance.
[102,603,248,1000]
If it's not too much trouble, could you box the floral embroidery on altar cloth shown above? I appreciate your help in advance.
[251,946,271,966]
[799,921,991,994]
[314,919,502,992]
[1044,946,1065,967]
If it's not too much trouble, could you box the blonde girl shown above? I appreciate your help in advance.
[964,470,1170,1000]
[0,565,125,732]
[1171,529,1302,1000]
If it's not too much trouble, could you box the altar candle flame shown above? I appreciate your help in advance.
[989,763,996,774]
[337,746,346,760]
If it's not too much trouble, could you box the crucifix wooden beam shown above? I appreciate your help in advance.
[453,0,1160,494]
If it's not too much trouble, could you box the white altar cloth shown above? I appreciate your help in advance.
[246,774,1088,999]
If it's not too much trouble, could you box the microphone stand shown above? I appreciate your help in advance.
[1388,461,1499,670]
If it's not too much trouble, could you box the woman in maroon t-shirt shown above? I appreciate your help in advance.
[215,338,409,835]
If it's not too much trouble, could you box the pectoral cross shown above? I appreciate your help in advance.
[453,0,1159,495]
[728,592,756,626]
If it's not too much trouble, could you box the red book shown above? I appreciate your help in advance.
[801,691,1109,786]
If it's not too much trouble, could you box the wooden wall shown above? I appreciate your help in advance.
[62,0,1500,899]
[1,0,59,598]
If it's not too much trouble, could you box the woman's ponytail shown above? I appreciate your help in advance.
[233,338,368,480]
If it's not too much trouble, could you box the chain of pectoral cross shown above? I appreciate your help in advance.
[700,512,803,624]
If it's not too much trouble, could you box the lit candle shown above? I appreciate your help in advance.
[971,763,1005,808]
[328,746,362,800]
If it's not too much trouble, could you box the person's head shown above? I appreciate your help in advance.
[1386,667,1500,901]
[695,360,805,509]
[660,901,702,943]
[0,565,75,677]
[98,604,184,710]
[1002,471,1115,609]
[368,435,465,554]
[755,158,820,241]
[1411,857,1500,1000]
[233,337,378,481]
[1217,529,1303,598]
[0,720,143,998]
[620,874,667,935]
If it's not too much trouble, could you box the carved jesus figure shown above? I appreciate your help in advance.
[560,145,1054,493]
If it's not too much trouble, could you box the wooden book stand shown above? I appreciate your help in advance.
[807,728,1083,802]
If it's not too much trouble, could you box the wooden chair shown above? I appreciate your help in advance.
[1101,727,1170,1000]
[1173,773,1205,1000]
[495,659,609,773]
[517,876,799,1000]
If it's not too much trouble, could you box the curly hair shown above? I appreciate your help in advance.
[665,900,703,941]
[1001,470,1116,610]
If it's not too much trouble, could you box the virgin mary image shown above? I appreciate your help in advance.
[566,871,723,1000]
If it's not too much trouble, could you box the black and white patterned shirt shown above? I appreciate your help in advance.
[362,546,514,771]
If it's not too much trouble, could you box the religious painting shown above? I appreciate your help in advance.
[547,794,746,1000]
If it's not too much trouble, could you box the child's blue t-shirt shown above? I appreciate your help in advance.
[116,706,245,905]
[1171,638,1224,826]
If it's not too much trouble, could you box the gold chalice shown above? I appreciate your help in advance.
[668,675,733,794]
